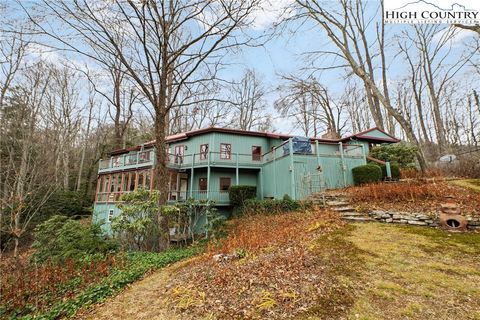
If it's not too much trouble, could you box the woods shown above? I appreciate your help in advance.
[0,0,478,254]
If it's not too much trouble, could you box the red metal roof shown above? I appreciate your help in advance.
[108,126,399,155]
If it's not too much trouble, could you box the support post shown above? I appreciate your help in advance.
[273,148,277,198]
[361,144,367,164]
[190,153,195,198]
[315,140,321,167]
[385,161,392,179]
[289,138,296,200]
[207,151,211,200]
[259,168,263,199]
[338,142,347,187]
[235,152,239,185]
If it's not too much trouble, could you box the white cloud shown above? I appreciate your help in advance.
[251,0,295,30]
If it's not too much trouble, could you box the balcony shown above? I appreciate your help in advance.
[96,190,231,205]
[98,140,365,174]
[99,149,155,173]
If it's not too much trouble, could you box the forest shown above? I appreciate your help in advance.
[0,0,479,257]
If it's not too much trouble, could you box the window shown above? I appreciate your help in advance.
[128,172,136,191]
[200,144,209,160]
[174,145,185,164]
[219,177,231,192]
[108,209,114,223]
[220,143,231,160]
[199,177,208,192]
[252,146,262,161]
[138,171,145,188]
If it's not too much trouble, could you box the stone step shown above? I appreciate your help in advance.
[339,212,365,217]
[332,206,355,212]
[326,200,350,207]
[342,216,374,222]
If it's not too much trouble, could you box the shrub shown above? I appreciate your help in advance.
[31,215,117,264]
[113,188,165,251]
[241,198,311,216]
[369,143,417,168]
[380,163,400,180]
[229,185,257,207]
[352,164,382,185]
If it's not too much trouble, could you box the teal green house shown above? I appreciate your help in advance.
[93,127,399,225]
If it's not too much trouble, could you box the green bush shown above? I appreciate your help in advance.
[369,143,417,168]
[380,163,400,180]
[32,216,117,264]
[241,198,312,216]
[352,164,382,185]
[35,247,199,319]
[228,185,257,207]
[113,188,165,251]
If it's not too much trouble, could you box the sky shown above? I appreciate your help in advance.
[5,0,479,136]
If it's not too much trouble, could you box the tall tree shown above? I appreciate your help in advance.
[293,0,427,172]
[25,0,261,250]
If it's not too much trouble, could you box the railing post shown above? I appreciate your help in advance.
[136,151,139,165]
[190,153,195,198]
[338,142,347,187]
[235,152,239,185]
[289,138,296,200]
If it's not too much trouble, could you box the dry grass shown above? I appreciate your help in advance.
[207,207,342,255]
[77,216,480,320]
[346,181,480,215]
[450,179,480,193]
[348,223,480,320]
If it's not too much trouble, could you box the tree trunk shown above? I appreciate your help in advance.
[154,106,170,251]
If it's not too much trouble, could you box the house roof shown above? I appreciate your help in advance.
[109,126,399,155]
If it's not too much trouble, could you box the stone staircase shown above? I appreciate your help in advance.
[309,192,373,222]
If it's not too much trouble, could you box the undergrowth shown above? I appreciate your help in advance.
[1,247,199,320]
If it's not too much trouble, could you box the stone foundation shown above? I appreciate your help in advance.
[368,210,480,230]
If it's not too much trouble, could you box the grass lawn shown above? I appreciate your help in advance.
[312,223,480,320]
[450,179,480,193]
[82,211,480,320]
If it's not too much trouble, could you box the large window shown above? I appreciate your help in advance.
[200,144,209,160]
[219,177,231,192]
[199,177,208,192]
[252,146,262,161]
[220,143,231,160]
[128,172,136,191]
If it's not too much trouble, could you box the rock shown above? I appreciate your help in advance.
[213,254,228,262]
[385,218,393,223]
[407,220,427,226]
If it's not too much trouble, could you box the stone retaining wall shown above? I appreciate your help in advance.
[368,210,480,230]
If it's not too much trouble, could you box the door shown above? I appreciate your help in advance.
[174,145,185,164]
[179,177,188,200]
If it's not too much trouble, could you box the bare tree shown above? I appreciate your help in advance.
[228,69,271,131]
[293,0,428,172]
[276,76,345,137]
[0,62,56,257]
[24,0,262,250]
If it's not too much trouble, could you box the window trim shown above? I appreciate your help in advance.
[220,143,231,160]
[252,145,262,161]
[219,177,231,192]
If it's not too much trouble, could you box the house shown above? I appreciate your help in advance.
[93,127,399,226]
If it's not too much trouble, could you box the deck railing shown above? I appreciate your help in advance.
[98,140,365,172]
[96,190,230,204]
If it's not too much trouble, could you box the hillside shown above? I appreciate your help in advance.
[79,208,480,320]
